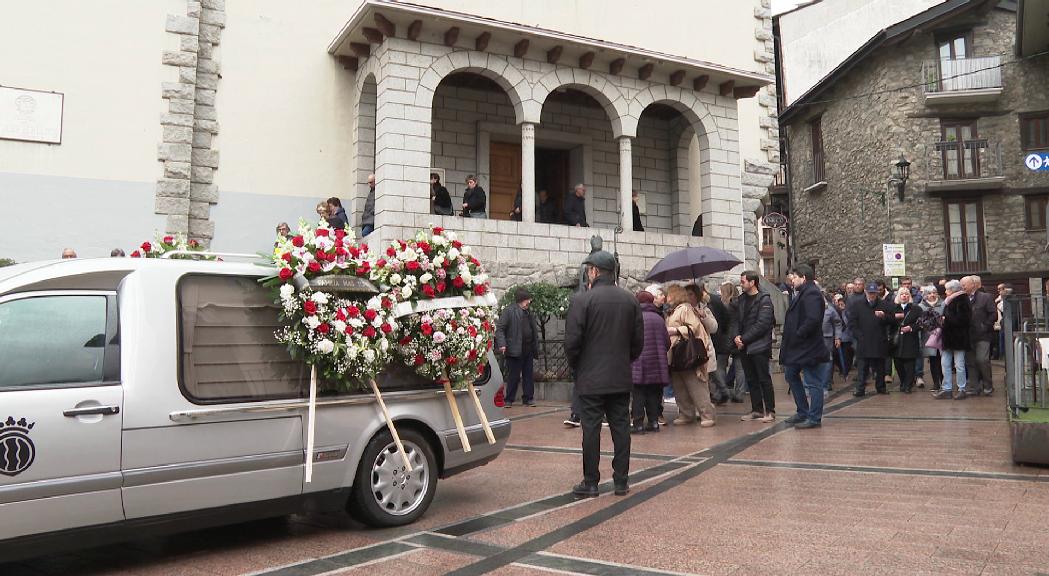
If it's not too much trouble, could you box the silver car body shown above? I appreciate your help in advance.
[0,258,508,546]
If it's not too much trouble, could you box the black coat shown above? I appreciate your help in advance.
[431,185,452,214]
[892,302,923,359]
[968,291,996,343]
[463,186,486,214]
[846,295,896,358]
[779,281,828,366]
[327,207,348,230]
[511,190,523,221]
[736,290,774,355]
[942,293,972,351]
[563,193,588,226]
[632,201,643,231]
[564,275,644,395]
[538,199,558,224]
[707,294,734,354]
[495,304,540,358]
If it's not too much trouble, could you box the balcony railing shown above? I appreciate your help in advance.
[922,55,1003,95]
[945,237,986,274]
[925,138,1003,183]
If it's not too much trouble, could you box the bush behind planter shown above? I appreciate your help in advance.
[497,282,571,341]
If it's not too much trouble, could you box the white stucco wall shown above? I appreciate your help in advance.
[778,0,945,106]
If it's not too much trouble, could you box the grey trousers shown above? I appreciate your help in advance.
[714,352,743,400]
[965,340,993,391]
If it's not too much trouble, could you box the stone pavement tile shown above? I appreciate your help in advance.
[830,381,1007,420]
[331,548,475,575]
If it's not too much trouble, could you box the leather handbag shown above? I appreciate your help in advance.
[924,327,943,350]
[669,325,708,372]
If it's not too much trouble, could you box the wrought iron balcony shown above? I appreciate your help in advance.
[924,138,1005,192]
[945,236,986,274]
[922,56,1003,104]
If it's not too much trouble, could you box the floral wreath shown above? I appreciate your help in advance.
[130,233,207,259]
[397,306,495,388]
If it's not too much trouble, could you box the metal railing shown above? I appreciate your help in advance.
[922,55,1003,94]
[495,339,571,383]
[944,237,986,273]
[1003,295,1049,412]
[925,139,1002,181]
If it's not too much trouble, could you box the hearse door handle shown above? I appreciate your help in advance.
[63,405,121,417]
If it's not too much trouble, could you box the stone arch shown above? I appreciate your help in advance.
[353,71,378,228]
[416,51,532,124]
[628,85,722,150]
[531,68,631,137]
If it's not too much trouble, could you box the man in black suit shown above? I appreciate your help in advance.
[847,281,896,396]
[962,275,997,395]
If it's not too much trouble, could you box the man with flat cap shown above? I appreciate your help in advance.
[496,286,541,407]
[847,281,897,396]
[564,250,644,498]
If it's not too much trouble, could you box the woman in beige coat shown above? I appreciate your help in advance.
[665,285,717,427]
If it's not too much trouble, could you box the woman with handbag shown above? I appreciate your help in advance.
[665,285,716,427]
[918,286,945,391]
[891,287,923,393]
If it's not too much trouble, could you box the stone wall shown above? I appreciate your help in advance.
[157,0,225,244]
[785,7,1049,287]
[430,82,687,233]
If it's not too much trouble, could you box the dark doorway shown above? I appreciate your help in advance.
[536,147,571,224]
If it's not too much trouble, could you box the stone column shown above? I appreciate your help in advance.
[521,122,536,222]
[618,136,633,232]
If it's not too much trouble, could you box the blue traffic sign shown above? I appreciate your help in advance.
[1025,152,1049,172]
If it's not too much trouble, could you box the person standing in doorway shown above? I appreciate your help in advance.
[735,271,777,423]
[632,191,644,232]
[563,183,589,227]
[496,287,540,408]
[564,250,643,498]
[461,175,487,218]
[847,281,895,396]
[780,264,830,429]
[537,189,558,224]
[361,174,376,237]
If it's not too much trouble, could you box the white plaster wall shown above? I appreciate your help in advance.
[217,0,359,200]
[0,0,173,182]
[779,0,944,106]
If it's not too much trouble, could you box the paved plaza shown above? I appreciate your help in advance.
[6,366,1049,576]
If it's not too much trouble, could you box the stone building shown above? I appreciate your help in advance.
[777,0,1049,289]
[1,0,779,291]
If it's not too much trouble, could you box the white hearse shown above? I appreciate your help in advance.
[0,257,509,561]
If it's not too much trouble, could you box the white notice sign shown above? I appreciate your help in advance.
[0,86,63,144]
[882,243,906,276]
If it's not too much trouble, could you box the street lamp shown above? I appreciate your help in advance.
[892,154,911,201]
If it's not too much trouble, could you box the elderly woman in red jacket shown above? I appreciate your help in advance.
[631,291,671,433]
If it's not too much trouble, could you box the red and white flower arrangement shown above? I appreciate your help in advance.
[275,287,398,390]
[129,233,205,259]
[368,225,490,301]
[271,220,364,284]
[396,306,495,388]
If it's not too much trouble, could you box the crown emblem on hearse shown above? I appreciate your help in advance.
[0,416,37,477]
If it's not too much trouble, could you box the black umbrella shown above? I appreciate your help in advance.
[644,246,743,282]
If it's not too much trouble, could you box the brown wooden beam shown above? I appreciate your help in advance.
[349,42,371,58]
[443,26,459,47]
[669,70,685,86]
[475,32,491,52]
[336,56,359,71]
[407,19,423,41]
[692,75,709,91]
[546,45,563,64]
[733,85,761,99]
[609,58,625,75]
[373,13,395,38]
[638,63,654,81]
[361,27,383,44]
[514,39,529,58]
[578,51,595,70]
[719,80,735,97]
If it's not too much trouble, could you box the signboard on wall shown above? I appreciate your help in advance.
[1024,152,1049,172]
[882,243,906,276]
[0,86,63,144]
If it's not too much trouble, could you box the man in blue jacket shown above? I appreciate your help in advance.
[780,264,830,429]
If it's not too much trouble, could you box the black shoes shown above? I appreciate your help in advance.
[564,415,581,428]
[614,482,629,496]
[932,389,952,399]
[795,421,821,429]
[644,423,660,433]
[853,390,866,397]
[785,414,806,424]
[572,481,599,498]
[524,401,537,407]
[630,424,645,435]
[876,389,890,395]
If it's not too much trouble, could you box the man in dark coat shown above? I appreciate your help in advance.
[892,288,923,393]
[962,275,997,396]
[564,250,643,497]
[934,279,973,399]
[847,281,896,396]
[461,175,487,218]
[735,271,777,421]
[631,190,644,232]
[537,189,559,224]
[361,174,376,236]
[780,265,830,428]
[496,287,541,407]
[563,183,589,227]
[706,292,736,404]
